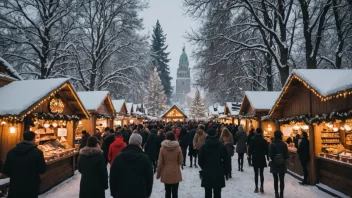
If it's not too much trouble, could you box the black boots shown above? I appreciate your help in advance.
[275,192,279,198]
[260,187,264,193]
[190,156,193,167]
[229,172,232,178]
[194,157,198,168]
[254,187,259,193]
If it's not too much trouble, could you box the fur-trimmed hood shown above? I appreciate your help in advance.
[79,146,103,156]
[161,140,179,151]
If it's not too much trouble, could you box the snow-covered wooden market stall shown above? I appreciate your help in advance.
[269,69,352,196]
[0,78,89,193]
[112,99,128,127]
[77,91,115,134]
[161,105,187,122]
[239,91,280,135]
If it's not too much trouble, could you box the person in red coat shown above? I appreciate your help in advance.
[108,132,126,166]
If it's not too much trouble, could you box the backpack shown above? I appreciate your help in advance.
[272,143,284,166]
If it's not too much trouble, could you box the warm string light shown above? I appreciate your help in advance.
[270,74,352,116]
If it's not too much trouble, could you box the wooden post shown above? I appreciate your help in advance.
[91,114,97,134]
[308,124,317,185]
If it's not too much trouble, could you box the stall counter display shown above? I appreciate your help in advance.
[317,122,352,164]
[33,121,78,163]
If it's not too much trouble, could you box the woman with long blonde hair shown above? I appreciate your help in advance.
[219,128,234,178]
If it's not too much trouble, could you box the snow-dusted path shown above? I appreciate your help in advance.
[40,154,332,198]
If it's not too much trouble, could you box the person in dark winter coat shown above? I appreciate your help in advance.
[297,131,310,185]
[110,133,154,198]
[145,128,159,173]
[141,128,150,148]
[199,128,229,198]
[156,129,165,158]
[270,130,289,198]
[102,129,116,164]
[3,131,46,198]
[178,127,188,169]
[219,128,234,178]
[234,125,247,172]
[79,130,90,150]
[248,128,269,193]
[108,132,126,166]
[247,128,255,166]
[122,127,132,145]
[79,136,108,198]
[188,127,197,167]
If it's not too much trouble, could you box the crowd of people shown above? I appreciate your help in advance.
[2,121,311,198]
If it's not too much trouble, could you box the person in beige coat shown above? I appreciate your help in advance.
[157,132,183,198]
[193,124,206,168]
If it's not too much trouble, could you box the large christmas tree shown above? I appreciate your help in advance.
[145,68,167,116]
[151,20,173,105]
[189,90,207,119]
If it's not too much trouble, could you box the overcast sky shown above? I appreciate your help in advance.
[139,0,198,88]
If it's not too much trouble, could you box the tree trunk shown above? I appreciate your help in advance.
[265,54,273,91]
[332,0,344,69]
[279,66,290,87]
[89,60,97,91]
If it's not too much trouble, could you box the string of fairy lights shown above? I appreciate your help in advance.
[270,74,352,117]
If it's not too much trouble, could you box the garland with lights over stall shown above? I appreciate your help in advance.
[269,69,352,197]
[0,78,89,193]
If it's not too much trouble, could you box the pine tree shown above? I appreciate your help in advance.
[151,20,173,105]
[145,68,167,116]
[189,90,207,119]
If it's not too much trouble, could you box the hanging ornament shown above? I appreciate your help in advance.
[49,97,65,113]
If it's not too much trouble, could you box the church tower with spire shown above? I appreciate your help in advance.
[173,46,191,106]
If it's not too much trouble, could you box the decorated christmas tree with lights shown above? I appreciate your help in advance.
[145,67,167,116]
[189,90,206,119]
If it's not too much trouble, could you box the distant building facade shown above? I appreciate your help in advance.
[172,47,191,109]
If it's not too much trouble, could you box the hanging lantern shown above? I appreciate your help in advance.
[267,124,272,132]
[52,122,58,128]
[333,127,339,132]
[1,121,6,125]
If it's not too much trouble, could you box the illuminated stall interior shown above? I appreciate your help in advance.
[162,105,187,122]
[0,78,89,193]
[239,91,280,133]
[269,69,352,196]
[112,99,128,127]
[77,91,115,136]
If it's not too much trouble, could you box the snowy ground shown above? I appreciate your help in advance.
[40,154,333,198]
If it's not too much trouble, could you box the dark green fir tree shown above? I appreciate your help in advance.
[151,20,173,105]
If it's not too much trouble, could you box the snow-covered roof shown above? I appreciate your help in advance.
[77,91,110,111]
[0,78,69,116]
[112,99,125,112]
[208,106,217,115]
[218,106,224,114]
[126,103,133,114]
[225,102,240,115]
[291,69,352,97]
[244,91,281,110]
[0,57,23,80]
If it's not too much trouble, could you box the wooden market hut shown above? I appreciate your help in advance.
[77,91,115,134]
[269,69,352,196]
[112,99,128,126]
[132,103,147,124]
[239,91,280,134]
[224,102,241,124]
[0,78,89,193]
[0,57,22,88]
[161,105,188,122]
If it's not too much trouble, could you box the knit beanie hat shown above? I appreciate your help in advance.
[129,133,142,145]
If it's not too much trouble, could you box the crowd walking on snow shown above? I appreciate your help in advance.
[3,121,311,198]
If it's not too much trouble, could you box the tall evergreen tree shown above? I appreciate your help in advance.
[145,68,167,116]
[189,90,207,119]
[151,20,173,104]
